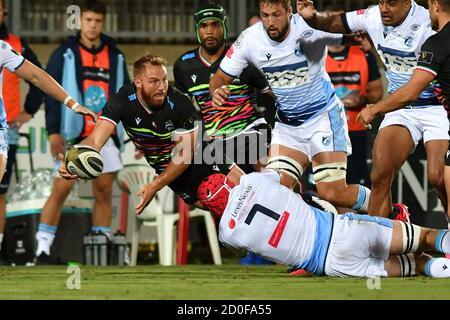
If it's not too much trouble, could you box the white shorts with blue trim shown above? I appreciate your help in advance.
[0,129,8,157]
[379,105,449,147]
[324,213,393,278]
[271,103,352,160]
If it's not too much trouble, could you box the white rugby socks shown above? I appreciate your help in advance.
[35,224,57,256]
[425,258,450,278]
[352,185,370,212]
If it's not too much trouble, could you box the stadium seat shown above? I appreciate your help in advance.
[117,164,222,266]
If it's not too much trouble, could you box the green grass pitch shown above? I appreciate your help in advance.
[0,265,449,300]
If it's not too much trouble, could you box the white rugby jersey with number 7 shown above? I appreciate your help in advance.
[219,170,334,275]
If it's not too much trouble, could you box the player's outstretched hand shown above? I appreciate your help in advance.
[356,105,375,130]
[297,0,316,20]
[136,183,158,215]
[73,104,98,122]
[212,85,231,107]
[57,153,79,180]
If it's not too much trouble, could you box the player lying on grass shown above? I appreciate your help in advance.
[218,169,450,278]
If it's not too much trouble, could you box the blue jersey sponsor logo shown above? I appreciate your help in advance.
[377,44,416,74]
[262,61,310,89]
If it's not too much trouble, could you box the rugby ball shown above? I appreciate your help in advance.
[65,145,104,179]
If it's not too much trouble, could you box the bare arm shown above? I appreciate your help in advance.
[79,119,115,151]
[297,0,347,33]
[366,78,384,104]
[151,130,197,192]
[14,60,97,119]
[58,120,115,179]
[357,70,434,125]
[135,129,198,214]
[209,69,235,107]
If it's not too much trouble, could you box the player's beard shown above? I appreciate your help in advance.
[266,22,289,42]
[141,87,167,109]
[201,36,225,55]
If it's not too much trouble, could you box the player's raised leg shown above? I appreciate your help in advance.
[424,139,449,217]
[267,144,309,190]
[91,172,116,237]
[312,151,371,212]
[369,125,413,217]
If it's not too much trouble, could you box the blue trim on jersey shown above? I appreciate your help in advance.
[295,207,334,275]
[0,99,6,130]
[328,105,346,152]
[435,230,448,253]
[352,185,366,210]
[128,94,137,101]
[424,258,434,277]
[411,1,417,15]
[181,52,196,61]
[191,90,209,97]
[340,212,394,228]
[377,45,416,58]
[262,61,308,73]
[275,103,327,126]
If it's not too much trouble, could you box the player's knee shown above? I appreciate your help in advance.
[427,169,444,188]
[317,186,341,204]
[312,162,346,185]
[370,167,394,185]
[266,156,303,185]
[421,228,437,251]
[94,186,113,203]
[399,222,421,253]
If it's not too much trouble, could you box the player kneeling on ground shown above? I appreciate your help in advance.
[217,169,450,278]
[58,53,237,217]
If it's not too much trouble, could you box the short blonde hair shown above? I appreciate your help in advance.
[133,54,167,77]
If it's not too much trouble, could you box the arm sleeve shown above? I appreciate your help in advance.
[21,40,45,115]
[365,50,381,82]
[98,94,123,127]
[416,36,443,77]
[44,47,64,135]
[344,9,369,33]
[0,40,25,72]
[219,31,250,78]
[317,31,344,47]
